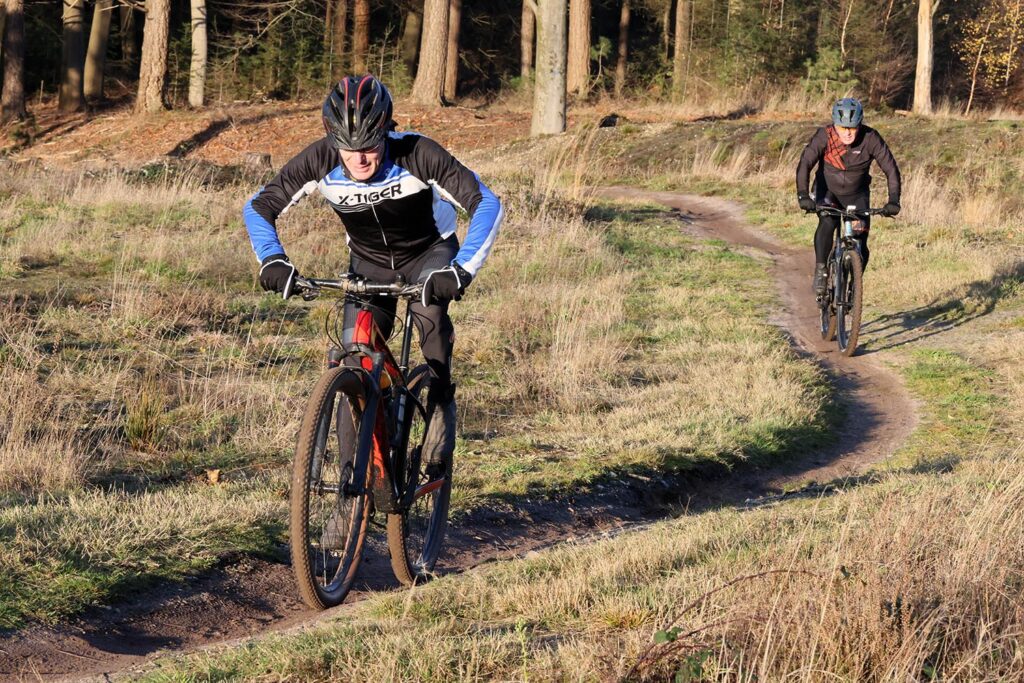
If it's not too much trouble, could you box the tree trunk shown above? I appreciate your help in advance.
[531,0,567,136]
[135,0,170,114]
[520,1,535,79]
[330,0,348,80]
[672,0,691,101]
[188,0,206,107]
[400,0,423,78]
[59,0,87,112]
[1,0,26,123]
[965,37,985,115]
[120,4,137,66]
[912,0,933,115]
[352,0,369,73]
[409,0,448,105]
[614,0,630,97]
[443,0,461,100]
[0,4,7,63]
[84,0,113,99]
[661,1,670,60]
[566,0,590,95]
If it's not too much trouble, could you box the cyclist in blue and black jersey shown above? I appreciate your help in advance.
[796,98,902,296]
[243,74,503,466]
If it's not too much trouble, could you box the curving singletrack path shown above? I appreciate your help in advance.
[0,190,917,682]
[596,188,917,494]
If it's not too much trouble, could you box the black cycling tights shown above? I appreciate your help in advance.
[814,219,870,269]
[342,236,459,392]
[813,191,871,268]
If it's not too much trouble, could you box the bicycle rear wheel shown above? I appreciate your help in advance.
[290,366,371,609]
[836,249,864,356]
[386,367,452,586]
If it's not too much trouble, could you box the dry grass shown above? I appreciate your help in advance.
[0,145,830,627]
[138,114,1024,682]
[148,456,1024,681]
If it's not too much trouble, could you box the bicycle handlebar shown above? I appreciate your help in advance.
[808,206,887,218]
[293,275,424,301]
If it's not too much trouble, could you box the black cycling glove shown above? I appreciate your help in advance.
[880,202,901,217]
[798,194,816,212]
[259,254,298,299]
[421,263,473,307]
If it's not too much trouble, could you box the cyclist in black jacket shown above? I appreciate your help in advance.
[796,98,901,295]
[244,75,503,467]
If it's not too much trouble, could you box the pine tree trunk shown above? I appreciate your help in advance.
[409,0,448,105]
[0,4,7,63]
[1,0,26,123]
[671,0,691,101]
[84,0,113,99]
[443,0,461,100]
[135,0,170,114]
[566,0,590,95]
[531,0,567,136]
[520,1,535,79]
[330,0,348,80]
[661,1,670,60]
[913,0,933,114]
[325,0,333,49]
[120,4,137,66]
[352,0,369,73]
[188,0,206,107]
[401,0,423,78]
[614,0,630,97]
[59,0,87,112]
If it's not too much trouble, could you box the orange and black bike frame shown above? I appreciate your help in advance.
[341,300,433,514]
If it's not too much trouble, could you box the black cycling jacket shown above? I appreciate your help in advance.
[796,125,901,204]
[244,132,503,275]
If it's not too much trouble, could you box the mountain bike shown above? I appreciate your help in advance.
[287,274,452,609]
[814,206,884,357]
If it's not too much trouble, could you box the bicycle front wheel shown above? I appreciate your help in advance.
[386,367,452,586]
[819,262,837,341]
[836,249,864,356]
[290,366,372,609]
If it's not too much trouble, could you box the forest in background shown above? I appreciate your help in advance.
[0,0,1022,133]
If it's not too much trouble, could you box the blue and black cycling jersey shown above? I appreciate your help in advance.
[244,131,503,276]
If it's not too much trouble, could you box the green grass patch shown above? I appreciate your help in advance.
[0,481,286,629]
[888,349,1004,471]
[450,197,833,502]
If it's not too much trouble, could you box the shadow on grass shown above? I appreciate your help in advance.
[861,260,1024,353]
[166,112,281,159]
[693,105,761,123]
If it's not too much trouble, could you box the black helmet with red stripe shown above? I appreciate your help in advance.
[322,75,393,151]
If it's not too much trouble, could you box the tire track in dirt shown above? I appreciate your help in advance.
[0,190,918,682]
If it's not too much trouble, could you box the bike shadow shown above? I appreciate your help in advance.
[859,260,1024,354]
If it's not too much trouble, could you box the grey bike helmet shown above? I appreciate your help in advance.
[322,75,393,151]
[832,98,863,127]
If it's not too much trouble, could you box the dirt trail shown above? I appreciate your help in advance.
[597,188,917,493]
[0,190,917,682]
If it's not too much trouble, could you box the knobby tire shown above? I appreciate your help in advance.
[290,366,372,609]
[386,366,452,586]
[837,249,864,356]
[820,262,837,342]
